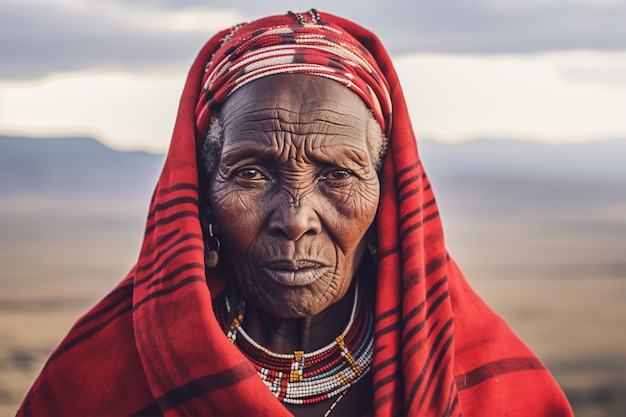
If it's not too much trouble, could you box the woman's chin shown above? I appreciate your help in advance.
[253,293,334,319]
[235,265,351,318]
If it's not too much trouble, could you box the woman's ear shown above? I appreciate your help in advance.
[366,222,379,260]
[199,198,213,231]
[199,199,221,269]
[197,169,220,235]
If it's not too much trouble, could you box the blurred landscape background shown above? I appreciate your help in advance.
[2,0,626,416]
[1,134,624,416]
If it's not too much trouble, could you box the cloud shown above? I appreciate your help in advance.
[1,0,626,81]
[557,51,626,87]
[349,0,626,54]
[393,51,626,143]
[0,0,245,80]
[3,50,624,151]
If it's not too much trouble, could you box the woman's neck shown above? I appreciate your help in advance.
[238,284,356,354]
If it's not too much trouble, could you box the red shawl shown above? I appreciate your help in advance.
[17,10,572,417]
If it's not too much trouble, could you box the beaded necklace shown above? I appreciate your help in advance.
[221,283,373,405]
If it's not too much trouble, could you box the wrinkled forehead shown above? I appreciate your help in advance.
[216,74,376,170]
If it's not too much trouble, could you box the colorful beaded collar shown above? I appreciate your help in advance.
[220,283,373,405]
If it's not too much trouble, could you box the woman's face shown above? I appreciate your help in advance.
[208,74,380,318]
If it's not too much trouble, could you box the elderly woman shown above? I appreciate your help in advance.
[18,10,572,417]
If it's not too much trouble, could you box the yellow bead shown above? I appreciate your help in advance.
[230,318,240,330]
[335,335,346,350]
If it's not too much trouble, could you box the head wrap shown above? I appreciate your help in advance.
[195,9,392,140]
[17,10,572,417]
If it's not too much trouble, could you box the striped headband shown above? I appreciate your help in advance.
[195,11,393,141]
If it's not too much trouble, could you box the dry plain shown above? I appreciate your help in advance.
[1,135,625,417]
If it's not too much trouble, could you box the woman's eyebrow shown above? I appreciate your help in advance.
[220,145,274,163]
[223,139,369,161]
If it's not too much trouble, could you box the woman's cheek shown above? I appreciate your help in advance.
[212,181,256,215]
[212,185,267,245]
[328,180,379,222]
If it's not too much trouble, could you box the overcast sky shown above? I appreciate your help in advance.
[1,0,625,150]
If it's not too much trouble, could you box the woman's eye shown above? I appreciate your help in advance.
[322,169,353,181]
[236,168,266,180]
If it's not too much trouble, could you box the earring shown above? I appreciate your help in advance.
[204,223,221,269]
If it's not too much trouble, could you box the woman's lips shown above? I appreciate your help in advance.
[261,261,329,286]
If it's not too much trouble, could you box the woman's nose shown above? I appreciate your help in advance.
[267,195,322,241]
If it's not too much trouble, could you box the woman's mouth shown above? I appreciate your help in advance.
[261,260,329,286]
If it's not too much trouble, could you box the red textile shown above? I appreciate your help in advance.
[195,14,392,140]
[17,10,573,417]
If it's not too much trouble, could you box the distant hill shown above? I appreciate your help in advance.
[419,137,626,185]
[1,135,624,215]
[418,137,626,216]
[0,135,165,199]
